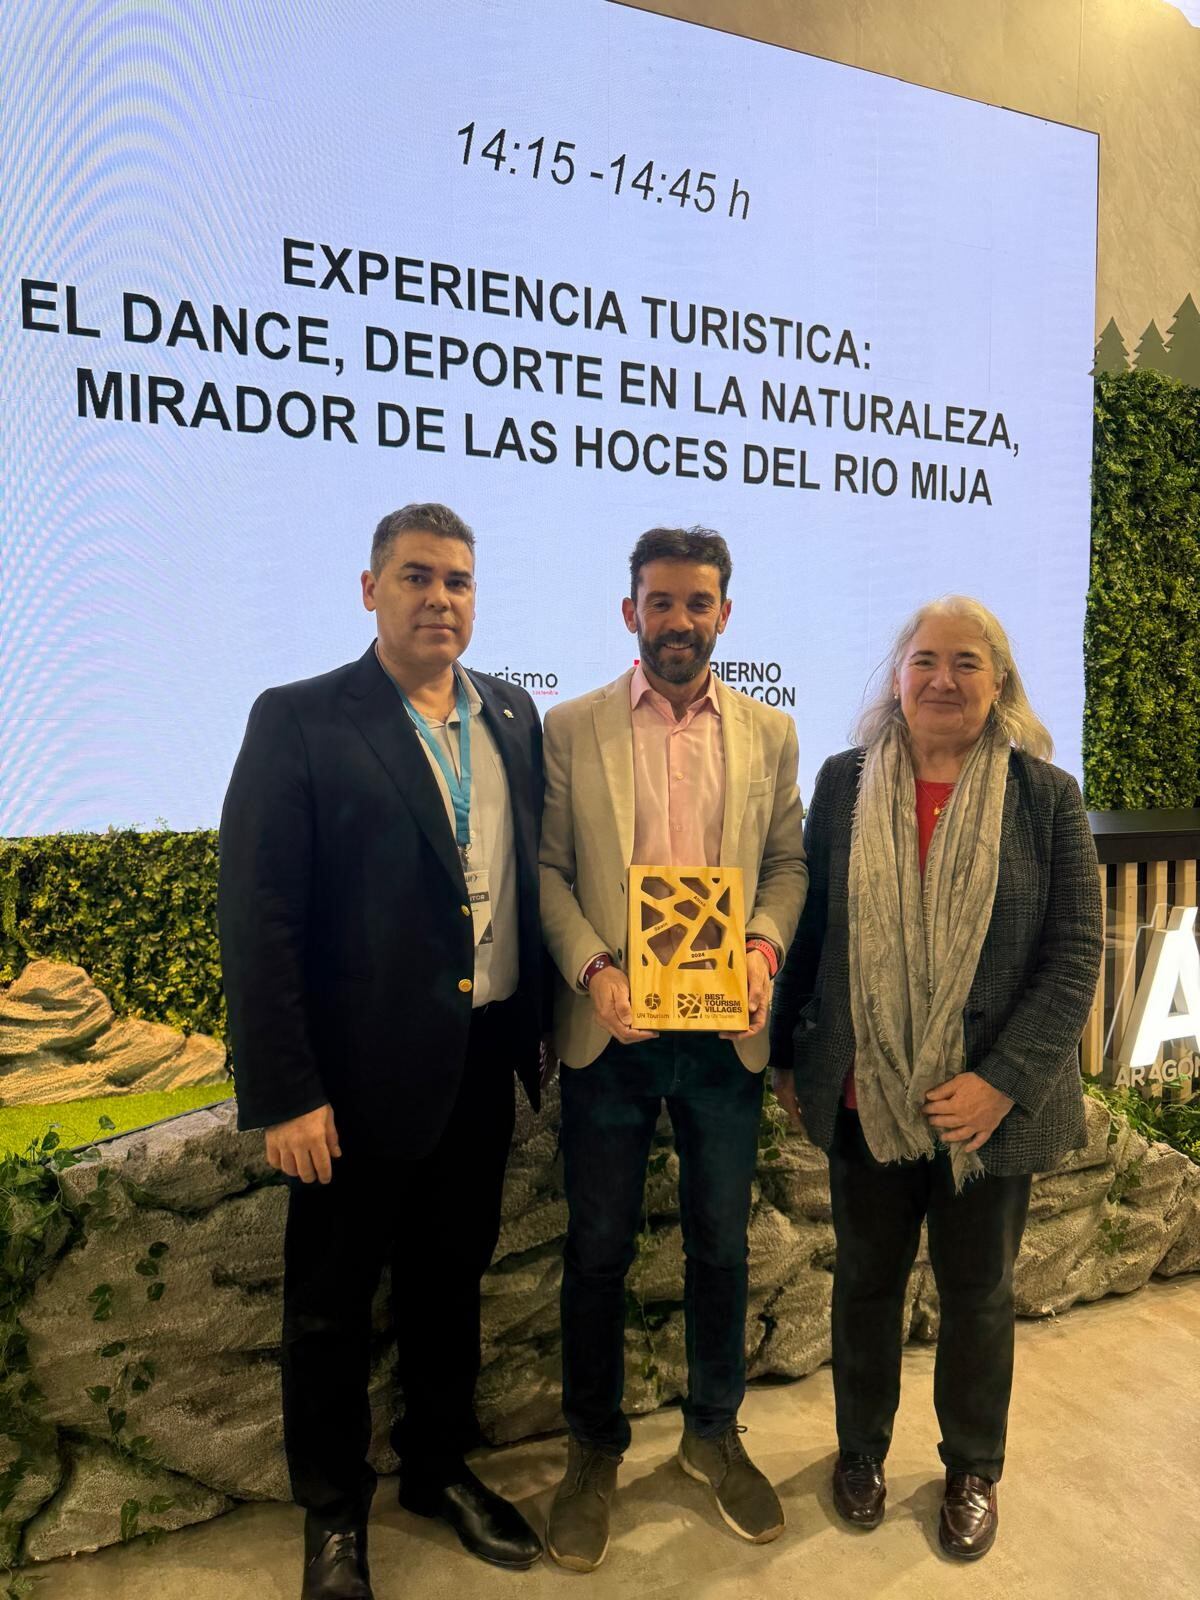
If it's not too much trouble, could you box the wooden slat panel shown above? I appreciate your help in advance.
[1147,859,1170,929]
[1111,862,1140,1073]
[1081,861,1107,1079]
[1172,858,1198,1105]
[1144,859,1172,1087]
[1176,858,1198,907]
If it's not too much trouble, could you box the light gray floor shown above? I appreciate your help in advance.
[29,1275,1200,1599]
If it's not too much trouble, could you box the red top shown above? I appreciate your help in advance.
[915,779,956,874]
[843,780,955,1110]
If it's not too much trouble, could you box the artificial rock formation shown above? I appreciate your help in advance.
[0,962,227,1105]
[4,1083,1199,1562]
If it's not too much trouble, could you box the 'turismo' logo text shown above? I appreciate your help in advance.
[491,667,560,697]
[711,659,796,708]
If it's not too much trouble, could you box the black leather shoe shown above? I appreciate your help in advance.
[399,1464,542,1569]
[301,1521,373,1599]
[832,1453,886,1529]
[939,1471,998,1560]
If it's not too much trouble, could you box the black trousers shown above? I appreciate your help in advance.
[280,1003,517,1529]
[828,1106,1032,1482]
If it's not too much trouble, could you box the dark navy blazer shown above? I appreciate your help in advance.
[218,645,544,1160]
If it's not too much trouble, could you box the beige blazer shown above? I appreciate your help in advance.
[540,669,808,1071]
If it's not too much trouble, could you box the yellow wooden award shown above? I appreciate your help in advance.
[628,867,749,1031]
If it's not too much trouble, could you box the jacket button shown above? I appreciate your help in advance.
[460,904,471,916]
[458,978,473,993]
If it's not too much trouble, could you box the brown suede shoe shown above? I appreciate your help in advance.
[546,1436,622,1572]
[832,1453,886,1529]
[939,1472,998,1560]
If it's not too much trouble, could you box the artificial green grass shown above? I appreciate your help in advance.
[0,1081,234,1156]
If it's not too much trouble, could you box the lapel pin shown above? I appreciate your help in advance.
[502,708,514,719]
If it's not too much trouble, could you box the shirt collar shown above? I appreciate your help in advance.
[630,661,720,718]
[375,645,481,719]
[450,663,483,719]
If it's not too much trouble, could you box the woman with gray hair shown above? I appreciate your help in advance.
[769,595,1102,1560]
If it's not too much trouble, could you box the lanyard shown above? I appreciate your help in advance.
[402,675,473,856]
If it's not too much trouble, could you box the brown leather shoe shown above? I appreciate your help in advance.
[832,1453,885,1529]
[939,1472,998,1560]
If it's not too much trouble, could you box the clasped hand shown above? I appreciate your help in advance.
[265,1103,341,1184]
[922,1071,1013,1153]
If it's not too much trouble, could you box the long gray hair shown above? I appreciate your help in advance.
[852,595,1054,759]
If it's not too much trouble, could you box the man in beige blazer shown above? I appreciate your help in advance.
[540,526,807,1570]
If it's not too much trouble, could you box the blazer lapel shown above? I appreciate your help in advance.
[341,647,466,896]
[592,671,636,869]
[716,677,753,867]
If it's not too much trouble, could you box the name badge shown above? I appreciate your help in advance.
[463,860,493,946]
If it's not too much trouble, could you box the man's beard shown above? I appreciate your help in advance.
[638,626,717,685]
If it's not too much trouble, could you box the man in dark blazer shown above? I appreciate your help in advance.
[219,503,544,1599]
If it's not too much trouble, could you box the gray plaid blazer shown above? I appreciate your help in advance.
[769,747,1103,1176]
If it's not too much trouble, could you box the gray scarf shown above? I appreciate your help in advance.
[847,722,1009,1189]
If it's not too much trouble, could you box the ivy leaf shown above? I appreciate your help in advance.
[147,1282,166,1302]
[88,1284,114,1322]
[98,1341,127,1359]
[119,1499,140,1542]
[97,1115,116,1132]
[85,1385,111,1406]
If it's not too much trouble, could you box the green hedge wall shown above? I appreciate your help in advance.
[0,371,1196,1029]
[0,831,223,1040]
[1084,370,1200,809]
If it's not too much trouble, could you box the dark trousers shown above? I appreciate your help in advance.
[281,1003,517,1529]
[559,1033,764,1456]
[828,1106,1031,1482]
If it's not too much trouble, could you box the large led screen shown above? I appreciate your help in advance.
[1,0,1099,833]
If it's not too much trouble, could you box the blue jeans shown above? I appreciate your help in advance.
[559,1033,764,1454]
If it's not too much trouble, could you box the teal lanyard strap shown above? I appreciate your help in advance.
[402,675,473,855]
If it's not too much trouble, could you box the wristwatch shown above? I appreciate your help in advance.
[580,952,616,991]
[745,937,780,978]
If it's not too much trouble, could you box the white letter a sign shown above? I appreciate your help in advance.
[1117,906,1200,1069]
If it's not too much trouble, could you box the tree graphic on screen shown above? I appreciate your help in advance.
[1092,319,1130,375]
[1163,294,1200,386]
[1132,319,1171,374]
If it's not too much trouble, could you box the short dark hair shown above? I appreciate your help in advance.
[371,502,475,575]
[629,526,732,601]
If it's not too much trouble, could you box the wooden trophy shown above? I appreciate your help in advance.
[628,867,749,1031]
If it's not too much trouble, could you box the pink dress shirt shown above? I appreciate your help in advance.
[630,663,725,867]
